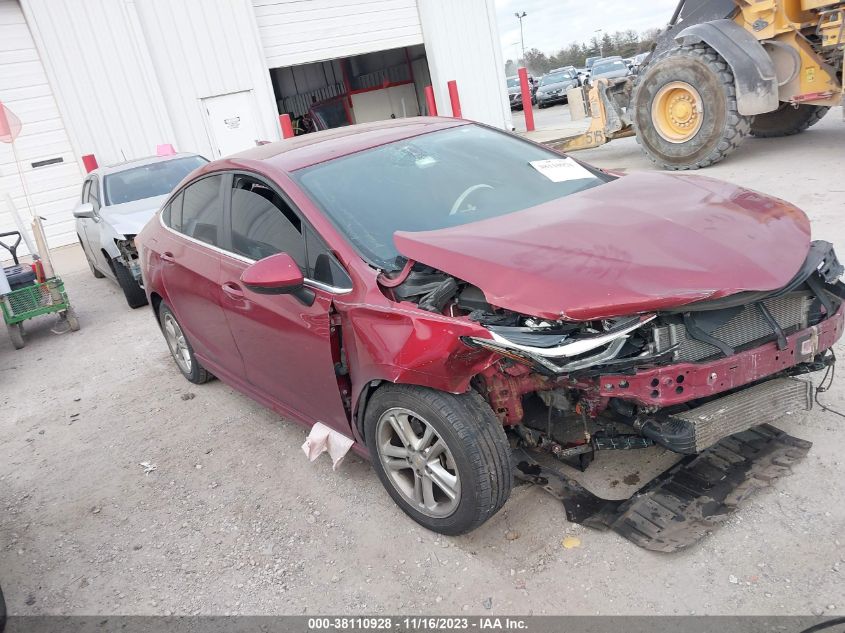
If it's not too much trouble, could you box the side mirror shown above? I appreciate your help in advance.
[73,203,95,219]
[240,252,314,305]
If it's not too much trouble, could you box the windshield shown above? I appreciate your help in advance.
[104,155,208,205]
[592,60,627,75]
[294,124,607,271]
[541,72,569,85]
[506,77,519,88]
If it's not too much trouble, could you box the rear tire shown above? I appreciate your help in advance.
[158,303,213,384]
[364,384,513,535]
[632,43,751,170]
[750,103,830,138]
[113,259,148,308]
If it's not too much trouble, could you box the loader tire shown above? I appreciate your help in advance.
[632,43,751,170]
[750,103,830,138]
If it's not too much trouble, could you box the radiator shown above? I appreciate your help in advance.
[653,293,812,362]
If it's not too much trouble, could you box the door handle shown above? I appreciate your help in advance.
[221,282,244,299]
[160,251,175,263]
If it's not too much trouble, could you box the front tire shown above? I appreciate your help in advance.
[365,384,513,535]
[632,43,751,170]
[113,259,148,308]
[750,103,829,138]
[158,303,213,384]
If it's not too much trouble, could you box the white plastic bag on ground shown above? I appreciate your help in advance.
[302,422,354,471]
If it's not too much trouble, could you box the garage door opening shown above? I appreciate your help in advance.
[269,45,432,135]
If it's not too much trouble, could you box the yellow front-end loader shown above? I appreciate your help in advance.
[551,0,844,169]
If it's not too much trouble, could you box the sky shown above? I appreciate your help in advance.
[495,0,680,61]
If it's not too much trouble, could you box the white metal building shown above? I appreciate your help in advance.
[0,0,511,252]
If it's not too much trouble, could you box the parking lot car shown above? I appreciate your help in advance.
[535,67,580,108]
[74,154,207,307]
[506,76,522,110]
[587,58,631,85]
[137,118,843,539]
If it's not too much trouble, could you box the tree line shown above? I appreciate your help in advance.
[505,28,661,76]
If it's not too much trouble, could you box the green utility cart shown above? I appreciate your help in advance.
[1,231,79,349]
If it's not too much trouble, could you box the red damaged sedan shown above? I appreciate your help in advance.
[137,118,844,550]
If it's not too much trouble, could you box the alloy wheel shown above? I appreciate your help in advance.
[163,312,192,374]
[375,407,461,518]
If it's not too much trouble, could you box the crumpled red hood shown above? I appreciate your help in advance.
[393,172,811,321]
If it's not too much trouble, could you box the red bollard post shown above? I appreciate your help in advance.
[518,67,535,132]
[447,80,462,118]
[424,85,438,116]
[81,154,98,173]
[279,114,294,139]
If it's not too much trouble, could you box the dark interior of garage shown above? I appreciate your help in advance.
[269,44,432,134]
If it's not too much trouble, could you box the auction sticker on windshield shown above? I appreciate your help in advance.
[529,157,594,182]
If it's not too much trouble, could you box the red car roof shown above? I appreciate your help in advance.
[213,117,468,174]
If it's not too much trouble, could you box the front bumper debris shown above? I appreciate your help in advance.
[514,424,812,552]
[597,302,844,407]
[642,376,813,454]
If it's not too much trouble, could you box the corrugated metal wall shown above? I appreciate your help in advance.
[20,0,175,167]
[0,0,84,251]
[9,0,281,249]
[22,0,279,164]
[253,0,424,68]
[417,0,510,129]
[131,0,279,158]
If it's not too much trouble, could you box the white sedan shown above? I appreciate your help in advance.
[73,154,206,307]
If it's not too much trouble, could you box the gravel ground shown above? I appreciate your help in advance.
[1,109,844,616]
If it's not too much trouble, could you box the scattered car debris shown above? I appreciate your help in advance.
[139,461,157,475]
[561,536,581,549]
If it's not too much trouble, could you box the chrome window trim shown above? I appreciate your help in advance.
[157,211,353,296]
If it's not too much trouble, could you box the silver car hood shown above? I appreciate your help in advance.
[100,194,169,236]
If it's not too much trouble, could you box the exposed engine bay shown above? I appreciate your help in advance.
[386,240,845,462]
[379,240,843,551]
[115,237,143,285]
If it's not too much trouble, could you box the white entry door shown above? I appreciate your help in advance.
[202,91,260,158]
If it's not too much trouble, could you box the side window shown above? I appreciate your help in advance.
[88,177,101,213]
[229,175,305,268]
[305,228,352,289]
[163,192,184,231]
[181,176,223,247]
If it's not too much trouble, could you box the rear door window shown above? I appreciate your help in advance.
[181,175,224,247]
[162,192,184,231]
